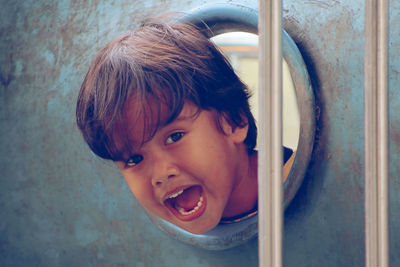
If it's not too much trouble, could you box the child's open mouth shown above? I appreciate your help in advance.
[164,185,206,221]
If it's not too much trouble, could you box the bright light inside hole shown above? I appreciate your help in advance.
[211,32,300,149]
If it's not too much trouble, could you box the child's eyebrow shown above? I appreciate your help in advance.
[161,115,195,128]
[171,115,193,122]
[166,109,200,124]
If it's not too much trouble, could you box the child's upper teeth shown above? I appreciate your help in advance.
[168,189,184,199]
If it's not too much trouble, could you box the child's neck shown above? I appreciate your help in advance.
[222,151,258,218]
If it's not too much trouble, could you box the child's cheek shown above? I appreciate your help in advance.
[120,172,147,201]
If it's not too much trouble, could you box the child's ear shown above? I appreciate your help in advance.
[231,123,248,144]
[221,116,248,144]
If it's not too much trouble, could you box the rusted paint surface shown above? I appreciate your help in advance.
[283,1,399,266]
[0,0,399,266]
[283,1,366,266]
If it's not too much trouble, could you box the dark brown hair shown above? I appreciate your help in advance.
[76,16,257,161]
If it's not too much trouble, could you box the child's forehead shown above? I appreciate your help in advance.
[123,99,200,132]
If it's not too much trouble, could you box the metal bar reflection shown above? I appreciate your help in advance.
[364,0,389,266]
[258,0,282,266]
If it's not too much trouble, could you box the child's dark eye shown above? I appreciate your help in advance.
[165,132,184,145]
[126,154,143,167]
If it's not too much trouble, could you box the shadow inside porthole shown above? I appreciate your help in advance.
[147,3,315,251]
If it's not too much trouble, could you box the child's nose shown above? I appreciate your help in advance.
[151,164,179,187]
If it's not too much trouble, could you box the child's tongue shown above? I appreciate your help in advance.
[175,186,202,210]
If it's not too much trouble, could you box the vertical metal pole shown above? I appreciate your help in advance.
[258,0,282,266]
[364,0,389,266]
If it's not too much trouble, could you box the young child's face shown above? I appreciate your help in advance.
[115,100,248,234]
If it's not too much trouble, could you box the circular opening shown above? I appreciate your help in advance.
[148,3,315,250]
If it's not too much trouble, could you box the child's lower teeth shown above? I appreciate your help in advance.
[176,196,203,215]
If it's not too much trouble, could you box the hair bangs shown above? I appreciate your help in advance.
[103,77,187,161]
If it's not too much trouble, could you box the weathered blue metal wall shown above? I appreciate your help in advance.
[0,0,399,266]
